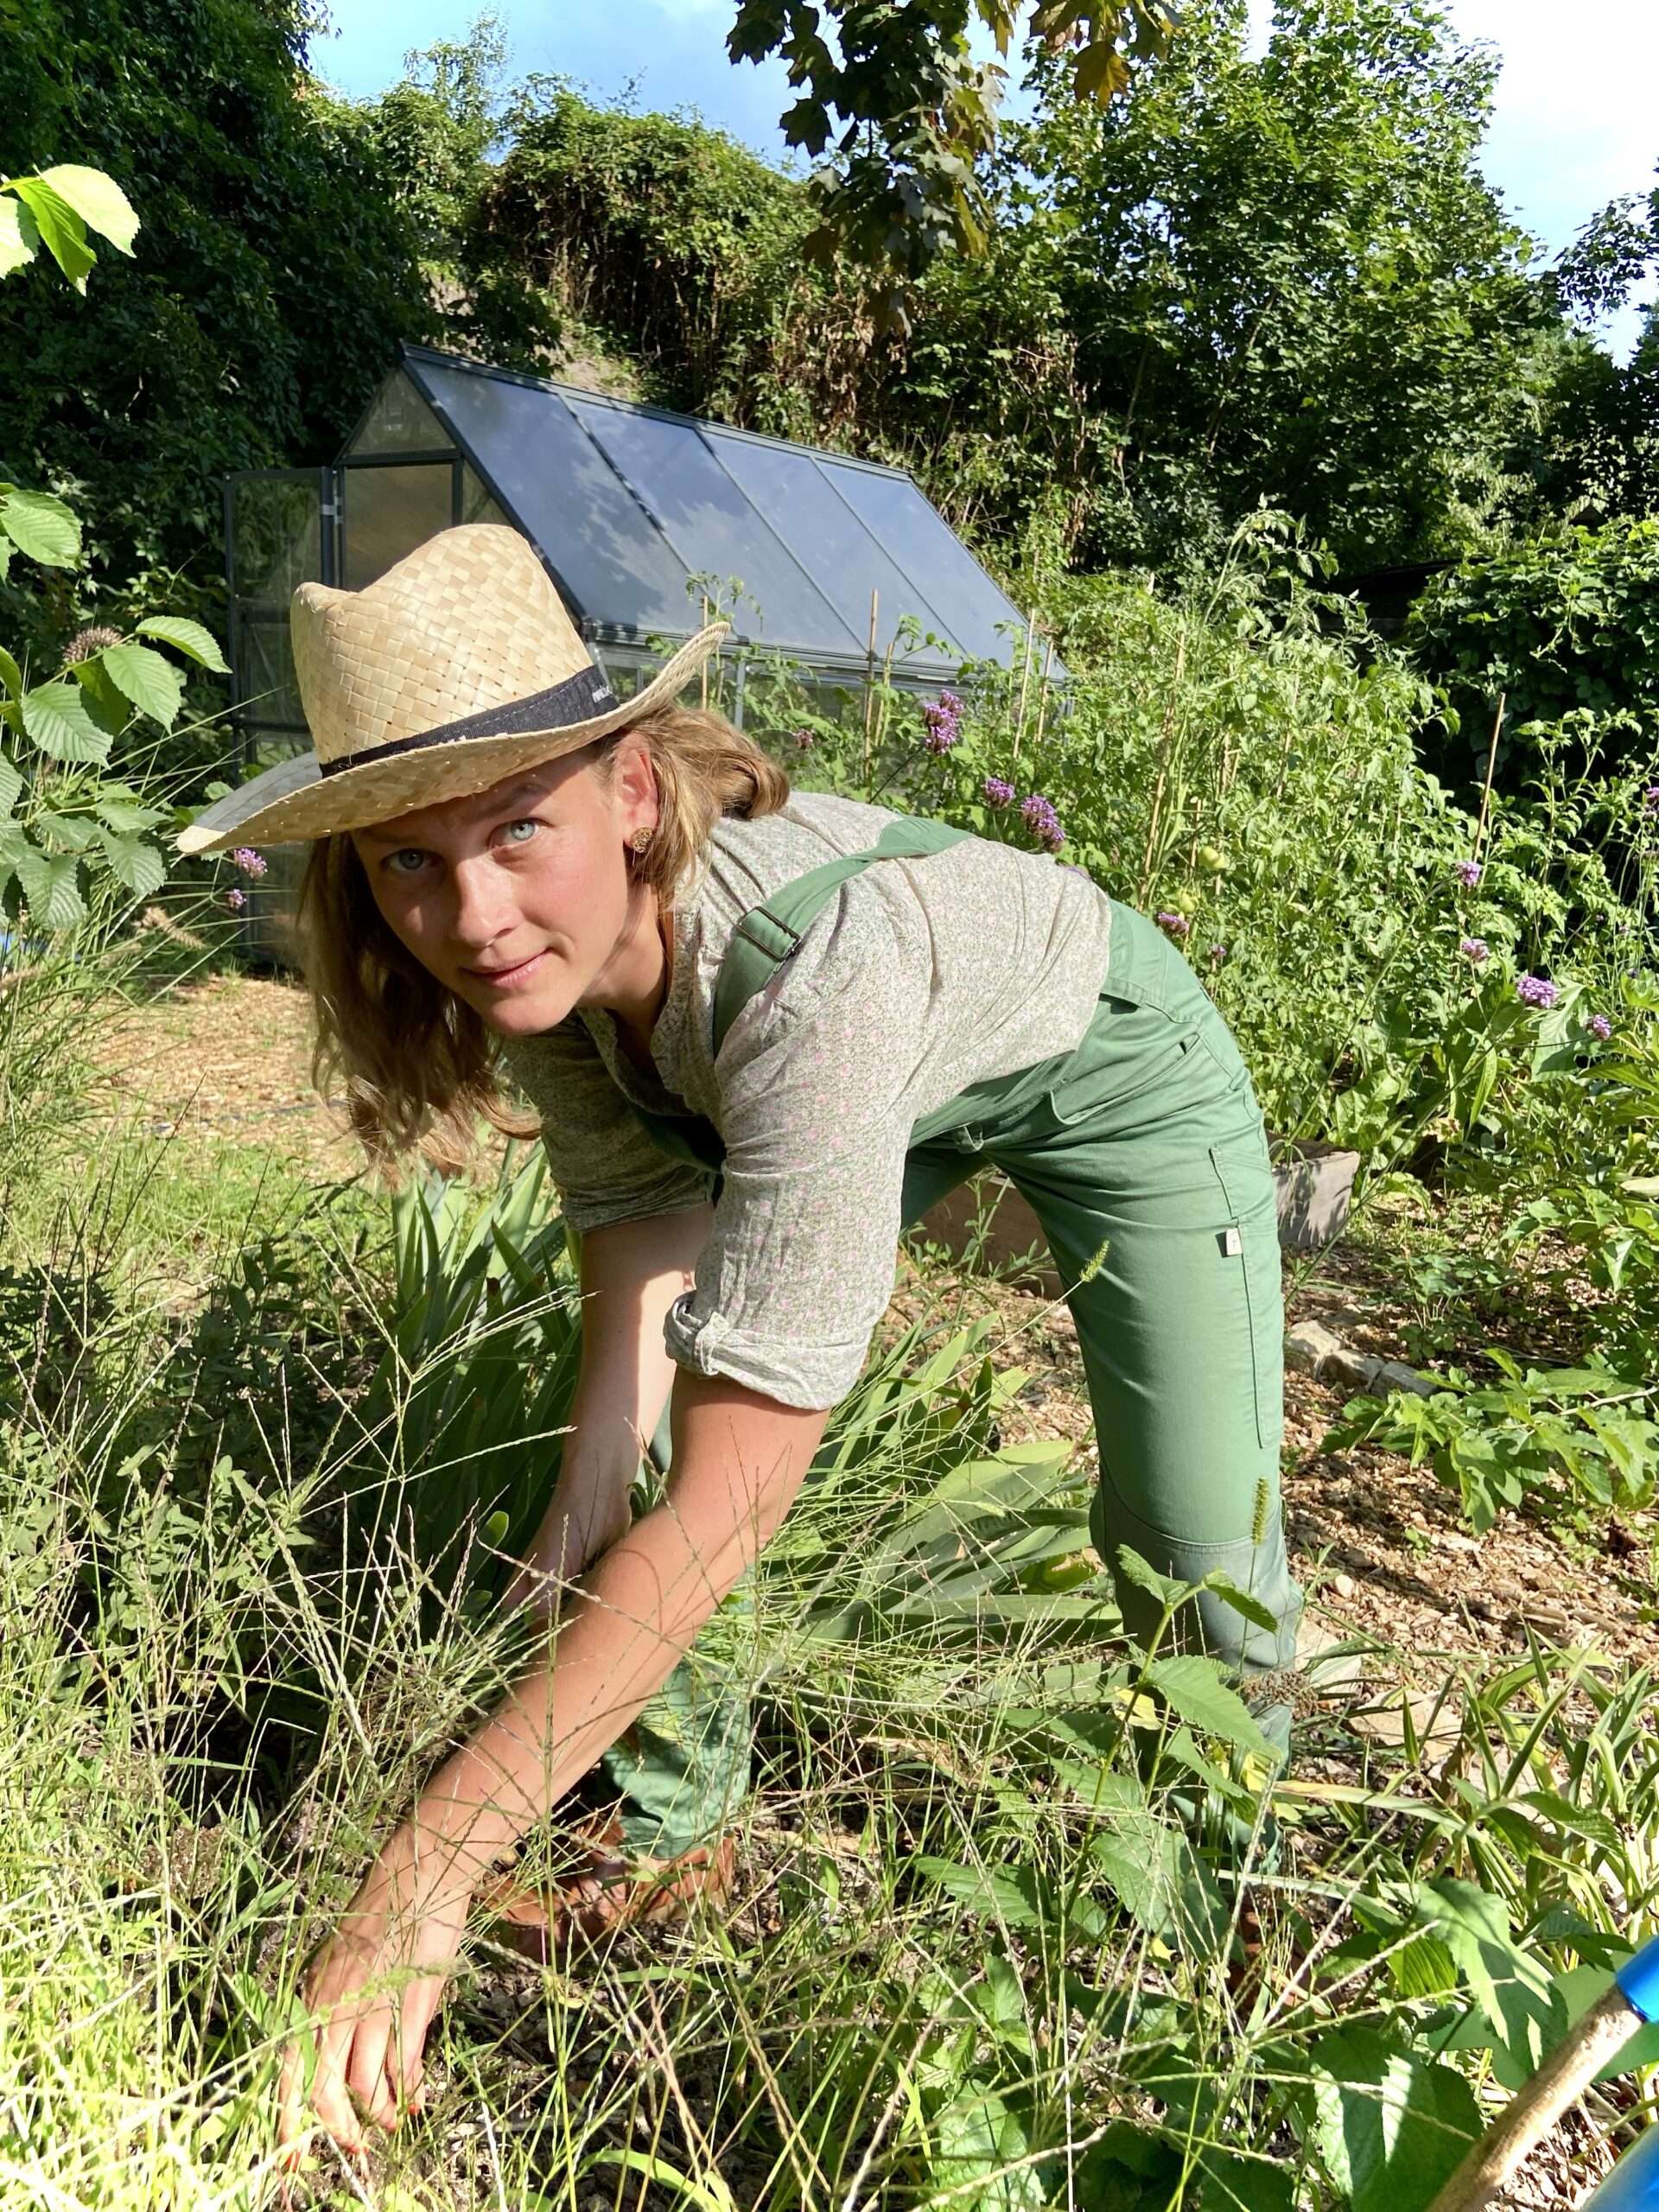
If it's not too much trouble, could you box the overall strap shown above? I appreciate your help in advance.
[711,815,970,1059]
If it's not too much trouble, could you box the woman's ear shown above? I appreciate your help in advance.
[613,731,660,840]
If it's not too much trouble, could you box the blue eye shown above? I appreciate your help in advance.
[385,849,427,876]
[502,818,540,845]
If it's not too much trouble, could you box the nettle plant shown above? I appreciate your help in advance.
[0,487,226,929]
[0,160,226,931]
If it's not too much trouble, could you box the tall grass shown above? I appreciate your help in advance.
[3,1135,1655,2208]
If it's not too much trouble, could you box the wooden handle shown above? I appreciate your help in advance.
[1427,1983,1637,2212]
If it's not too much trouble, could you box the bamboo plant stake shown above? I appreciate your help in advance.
[700,595,710,712]
[1472,690,1507,865]
[1030,636,1056,756]
[1427,1930,1659,2212]
[1012,617,1037,760]
[861,588,879,781]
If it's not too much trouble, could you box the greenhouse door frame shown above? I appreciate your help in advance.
[224,464,340,776]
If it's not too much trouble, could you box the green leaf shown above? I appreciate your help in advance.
[1115,1544,1191,1611]
[1302,2027,1481,2211]
[101,642,185,729]
[1200,1570,1281,1634]
[0,645,22,699]
[0,754,21,817]
[914,1855,1114,1942]
[0,488,79,568]
[92,790,168,834]
[1144,1654,1280,1761]
[33,810,94,855]
[20,682,112,764]
[0,193,37,279]
[932,2085,1048,2211]
[1412,1878,1559,2071]
[15,845,86,930]
[35,165,139,254]
[135,615,229,673]
[94,828,167,899]
[71,656,133,735]
[9,177,93,290]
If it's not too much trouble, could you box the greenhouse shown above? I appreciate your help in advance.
[223,342,1049,772]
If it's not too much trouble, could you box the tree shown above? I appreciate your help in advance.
[726,0,1174,307]
[989,0,1556,575]
[0,0,432,654]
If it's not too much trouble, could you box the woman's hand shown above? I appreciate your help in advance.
[276,1814,480,2175]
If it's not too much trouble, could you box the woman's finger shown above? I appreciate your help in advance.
[344,2004,400,2134]
[388,1980,435,2110]
[309,2005,370,2152]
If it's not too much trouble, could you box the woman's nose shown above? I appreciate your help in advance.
[448,856,515,948]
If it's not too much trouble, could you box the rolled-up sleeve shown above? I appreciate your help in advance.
[663,885,925,1408]
[499,1024,715,1234]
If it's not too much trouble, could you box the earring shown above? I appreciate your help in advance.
[629,827,652,855]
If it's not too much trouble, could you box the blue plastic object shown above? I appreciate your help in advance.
[1583,2125,1659,2207]
[1618,1933,1659,2025]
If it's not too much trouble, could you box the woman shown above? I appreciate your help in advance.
[180,524,1304,2170]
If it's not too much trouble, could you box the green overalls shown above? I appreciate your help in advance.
[568,817,1304,1860]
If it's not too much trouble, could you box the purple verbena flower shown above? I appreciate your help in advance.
[1020,791,1058,832]
[1454,858,1482,888]
[1588,1012,1613,1040]
[983,776,1016,807]
[224,887,247,912]
[1644,785,1659,814]
[792,728,815,751]
[1516,972,1558,1009]
[921,690,963,754]
[1459,936,1489,963]
[1209,942,1230,966]
[1155,910,1191,940]
[229,846,268,878]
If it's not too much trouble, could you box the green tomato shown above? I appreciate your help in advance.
[1196,843,1230,875]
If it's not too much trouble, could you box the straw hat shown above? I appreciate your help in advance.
[175,524,728,854]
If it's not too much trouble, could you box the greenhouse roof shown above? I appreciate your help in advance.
[344,346,1046,682]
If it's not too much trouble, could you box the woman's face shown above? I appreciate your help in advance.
[349,736,660,1039]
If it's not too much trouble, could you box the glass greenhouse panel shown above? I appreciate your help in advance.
[350,370,454,456]
[461,464,512,528]
[342,462,454,591]
[229,472,323,611]
[234,616,308,735]
[704,432,958,664]
[413,362,695,637]
[828,467,1026,667]
[566,398,864,656]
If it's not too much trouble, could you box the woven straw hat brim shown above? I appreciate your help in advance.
[176,624,726,855]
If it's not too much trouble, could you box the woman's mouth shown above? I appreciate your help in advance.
[462,949,549,989]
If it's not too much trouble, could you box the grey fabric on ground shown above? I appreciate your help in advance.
[501,790,1114,1408]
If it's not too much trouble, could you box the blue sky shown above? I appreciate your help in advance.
[309,0,1658,359]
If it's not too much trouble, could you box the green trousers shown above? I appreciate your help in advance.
[591,898,1303,1859]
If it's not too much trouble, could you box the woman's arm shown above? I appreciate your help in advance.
[277,1366,829,2161]
[431,1367,829,1869]
[503,1201,715,1609]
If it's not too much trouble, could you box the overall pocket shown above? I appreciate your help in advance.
[1043,995,1195,1128]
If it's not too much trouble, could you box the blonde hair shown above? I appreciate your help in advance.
[296,703,791,1178]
